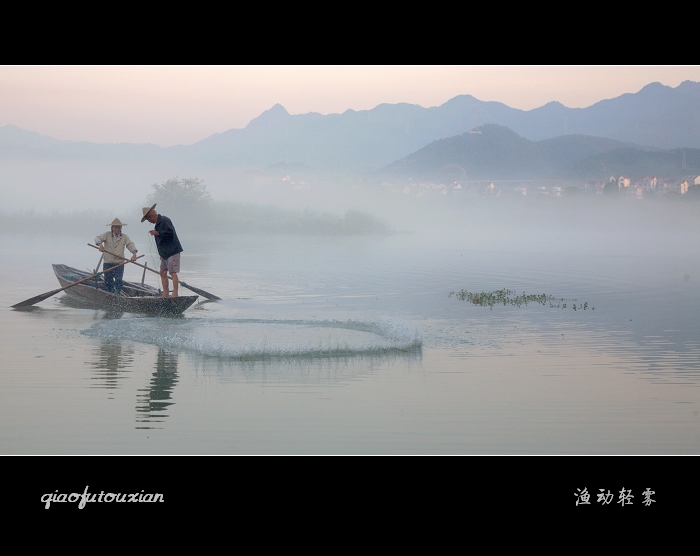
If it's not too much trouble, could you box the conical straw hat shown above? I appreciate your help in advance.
[141,204,157,222]
[108,218,127,227]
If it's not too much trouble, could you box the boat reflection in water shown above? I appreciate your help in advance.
[135,348,179,430]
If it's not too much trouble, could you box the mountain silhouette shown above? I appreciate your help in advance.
[2,81,699,173]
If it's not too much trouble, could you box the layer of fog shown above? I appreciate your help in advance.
[2,160,700,262]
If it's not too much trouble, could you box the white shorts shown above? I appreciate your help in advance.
[160,253,181,273]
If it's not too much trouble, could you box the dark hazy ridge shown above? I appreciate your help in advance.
[382,124,700,181]
[2,81,699,174]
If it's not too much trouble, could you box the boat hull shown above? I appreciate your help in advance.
[53,264,198,315]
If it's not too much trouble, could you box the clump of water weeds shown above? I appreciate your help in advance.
[448,288,593,311]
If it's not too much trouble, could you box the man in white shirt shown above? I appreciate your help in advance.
[94,218,138,295]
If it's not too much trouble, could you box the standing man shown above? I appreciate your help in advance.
[95,218,138,295]
[141,203,183,298]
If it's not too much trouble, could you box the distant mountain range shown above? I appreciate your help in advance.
[2,80,700,175]
[383,124,700,181]
[383,124,640,179]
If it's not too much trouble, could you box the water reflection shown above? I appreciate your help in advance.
[10,305,43,313]
[89,339,134,391]
[136,348,179,430]
[193,348,423,385]
[445,317,700,386]
[611,336,700,386]
[57,295,105,311]
[58,296,134,321]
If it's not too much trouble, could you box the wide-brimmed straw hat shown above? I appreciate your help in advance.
[108,218,126,227]
[141,204,157,222]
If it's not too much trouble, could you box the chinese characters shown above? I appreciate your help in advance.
[575,488,655,506]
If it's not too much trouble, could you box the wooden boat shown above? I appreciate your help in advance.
[52,264,198,315]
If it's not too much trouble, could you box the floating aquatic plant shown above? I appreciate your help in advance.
[448,288,593,311]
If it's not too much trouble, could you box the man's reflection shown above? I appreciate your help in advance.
[135,348,179,429]
[90,339,134,391]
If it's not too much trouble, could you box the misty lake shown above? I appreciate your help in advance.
[2,201,700,454]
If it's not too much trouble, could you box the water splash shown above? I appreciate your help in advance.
[82,316,422,360]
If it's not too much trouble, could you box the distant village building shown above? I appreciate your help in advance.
[639,176,657,192]
[678,176,700,194]
[656,177,686,195]
[667,181,686,194]
[623,176,656,199]
[618,176,631,188]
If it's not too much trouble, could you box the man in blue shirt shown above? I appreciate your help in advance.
[141,204,183,298]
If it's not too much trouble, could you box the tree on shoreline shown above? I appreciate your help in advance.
[147,177,213,213]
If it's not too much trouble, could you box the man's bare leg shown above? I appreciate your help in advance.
[160,270,170,297]
[171,272,179,297]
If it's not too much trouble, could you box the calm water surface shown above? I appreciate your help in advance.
[2,227,700,454]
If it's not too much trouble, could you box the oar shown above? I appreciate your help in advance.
[88,244,221,301]
[12,255,144,308]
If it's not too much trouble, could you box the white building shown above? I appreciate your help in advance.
[618,176,631,188]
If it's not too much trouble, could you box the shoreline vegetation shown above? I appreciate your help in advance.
[0,205,391,236]
[0,177,390,237]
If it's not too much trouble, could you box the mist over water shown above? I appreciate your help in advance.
[2,188,700,454]
[4,128,700,454]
